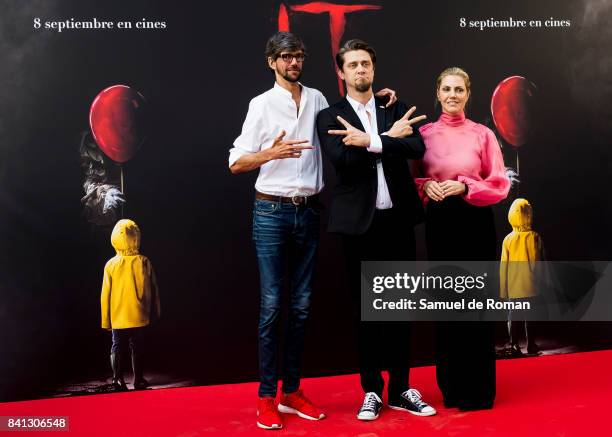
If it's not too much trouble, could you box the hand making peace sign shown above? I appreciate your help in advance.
[386,106,427,138]
[328,106,427,147]
[328,116,372,147]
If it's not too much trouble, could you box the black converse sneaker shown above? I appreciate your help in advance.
[388,388,437,416]
[357,392,383,421]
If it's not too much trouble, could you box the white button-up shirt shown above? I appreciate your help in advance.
[345,95,393,209]
[230,82,328,196]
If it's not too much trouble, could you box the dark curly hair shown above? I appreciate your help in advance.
[264,32,307,64]
[335,39,376,70]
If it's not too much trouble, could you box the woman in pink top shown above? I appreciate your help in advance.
[414,67,510,411]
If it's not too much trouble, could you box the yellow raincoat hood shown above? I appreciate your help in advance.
[111,219,141,256]
[500,198,545,299]
[508,198,532,232]
[101,219,160,329]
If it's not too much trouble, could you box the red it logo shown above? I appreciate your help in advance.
[278,2,382,95]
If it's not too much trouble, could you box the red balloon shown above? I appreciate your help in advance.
[89,85,147,163]
[491,76,537,147]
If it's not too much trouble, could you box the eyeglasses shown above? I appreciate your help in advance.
[278,53,305,63]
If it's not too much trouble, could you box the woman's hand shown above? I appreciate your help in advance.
[439,180,466,197]
[424,180,445,201]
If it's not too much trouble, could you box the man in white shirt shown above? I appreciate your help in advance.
[229,32,328,431]
[230,32,397,430]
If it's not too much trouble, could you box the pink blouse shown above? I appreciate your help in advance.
[415,112,510,206]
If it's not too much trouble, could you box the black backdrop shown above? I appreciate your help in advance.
[1,0,611,402]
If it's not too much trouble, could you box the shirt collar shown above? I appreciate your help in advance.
[273,81,302,98]
[346,94,375,114]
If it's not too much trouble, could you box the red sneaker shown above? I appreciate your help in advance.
[278,389,326,420]
[257,397,283,430]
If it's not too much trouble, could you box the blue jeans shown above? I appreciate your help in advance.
[252,198,320,397]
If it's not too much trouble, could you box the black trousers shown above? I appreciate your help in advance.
[426,196,496,409]
[343,208,415,398]
[111,328,145,355]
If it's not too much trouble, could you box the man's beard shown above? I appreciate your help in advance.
[355,78,372,92]
[282,68,302,83]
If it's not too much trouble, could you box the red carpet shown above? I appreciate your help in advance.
[1,350,610,436]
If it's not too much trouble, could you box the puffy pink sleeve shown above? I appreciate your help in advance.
[411,159,431,204]
[458,127,510,206]
[414,123,434,204]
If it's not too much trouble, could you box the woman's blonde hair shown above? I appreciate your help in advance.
[435,67,471,109]
[436,67,471,92]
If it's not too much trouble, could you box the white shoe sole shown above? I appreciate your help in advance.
[256,421,283,430]
[278,404,325,420]
[357,413,380,421]
[388,405,437,416]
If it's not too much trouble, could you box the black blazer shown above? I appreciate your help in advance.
[317,96,425,235]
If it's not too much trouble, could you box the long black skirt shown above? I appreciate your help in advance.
[426,196,497,410]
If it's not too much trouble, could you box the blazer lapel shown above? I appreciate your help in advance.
[338,98,366,132]
[375,98,387,134]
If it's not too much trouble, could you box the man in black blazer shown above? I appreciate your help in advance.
[316,39,436,420]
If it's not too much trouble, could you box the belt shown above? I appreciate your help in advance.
[255,191,319,207]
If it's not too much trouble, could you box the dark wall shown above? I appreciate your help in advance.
[1,0,611,401]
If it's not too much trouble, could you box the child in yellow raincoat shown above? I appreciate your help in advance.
[101,219,161,390]
[500,198,543,356]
